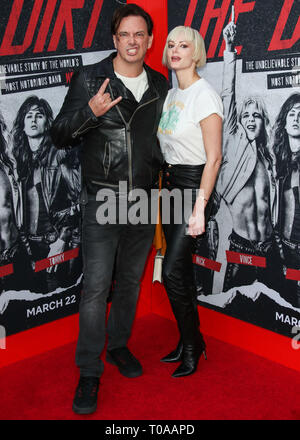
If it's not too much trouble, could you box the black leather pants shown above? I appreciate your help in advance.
[161,163,206,346]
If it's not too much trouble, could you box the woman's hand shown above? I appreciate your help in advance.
[187,197,206,238]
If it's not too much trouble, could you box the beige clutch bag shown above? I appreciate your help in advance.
[152,250,164,284]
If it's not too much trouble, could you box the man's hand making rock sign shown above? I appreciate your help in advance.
[89,78,122,117]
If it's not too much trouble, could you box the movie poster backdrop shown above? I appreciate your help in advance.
[168,0,300,338]
[0,0,123,335]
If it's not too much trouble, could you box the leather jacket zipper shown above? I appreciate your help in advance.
[127,97,159,193]
[91,180,119,187]
[108,82,159,193]
[103,142,111,179]
[72,117,102,139]
[127,97,159,126]
[126,125,133,192]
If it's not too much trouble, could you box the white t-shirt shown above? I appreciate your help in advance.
[115,69,148,102]
[157,78,223,165]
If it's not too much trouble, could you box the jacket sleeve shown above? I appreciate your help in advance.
[50,70,99,148]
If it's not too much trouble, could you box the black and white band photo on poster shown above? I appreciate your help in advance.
[168,0,300,337]
[0,0,123,335]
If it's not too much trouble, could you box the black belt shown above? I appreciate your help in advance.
[29,231,58,244]
[230,230,274,254]
[282,237,300,251]
[163,162,205,171]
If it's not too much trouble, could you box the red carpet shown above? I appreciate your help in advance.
[0,313,300,420]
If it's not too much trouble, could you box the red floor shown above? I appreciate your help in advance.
[0,314,300,420]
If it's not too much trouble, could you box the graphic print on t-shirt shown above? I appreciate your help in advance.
[158,101,184,135]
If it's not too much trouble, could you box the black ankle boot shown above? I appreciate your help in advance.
[160,339,183,363]
[171,334,206,378]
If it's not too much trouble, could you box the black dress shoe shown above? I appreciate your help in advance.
[160,339,183,363]
[72,376,99,414]
[106,347,143,378]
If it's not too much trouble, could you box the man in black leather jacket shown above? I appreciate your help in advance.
[51,3,168,415]
[12,95,81,293]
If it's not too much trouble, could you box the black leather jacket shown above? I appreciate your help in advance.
[50,53,168,194]
[22,146,81,243]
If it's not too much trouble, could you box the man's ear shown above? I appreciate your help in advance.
[112,35,117,49]
[148,34,154,50]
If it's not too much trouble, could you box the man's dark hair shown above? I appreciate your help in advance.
[0,111,13,171]
[111,3,153,36]
[273,93,300,178]
[12,95,54,179]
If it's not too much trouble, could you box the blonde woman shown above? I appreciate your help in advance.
[157,26,223,377]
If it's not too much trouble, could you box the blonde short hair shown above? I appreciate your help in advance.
[162,26,206,69]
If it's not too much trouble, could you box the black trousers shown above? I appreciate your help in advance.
[223,230,283,293]
[280,237,300,308]
[75,194,155,378]
[161,163,206,346]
